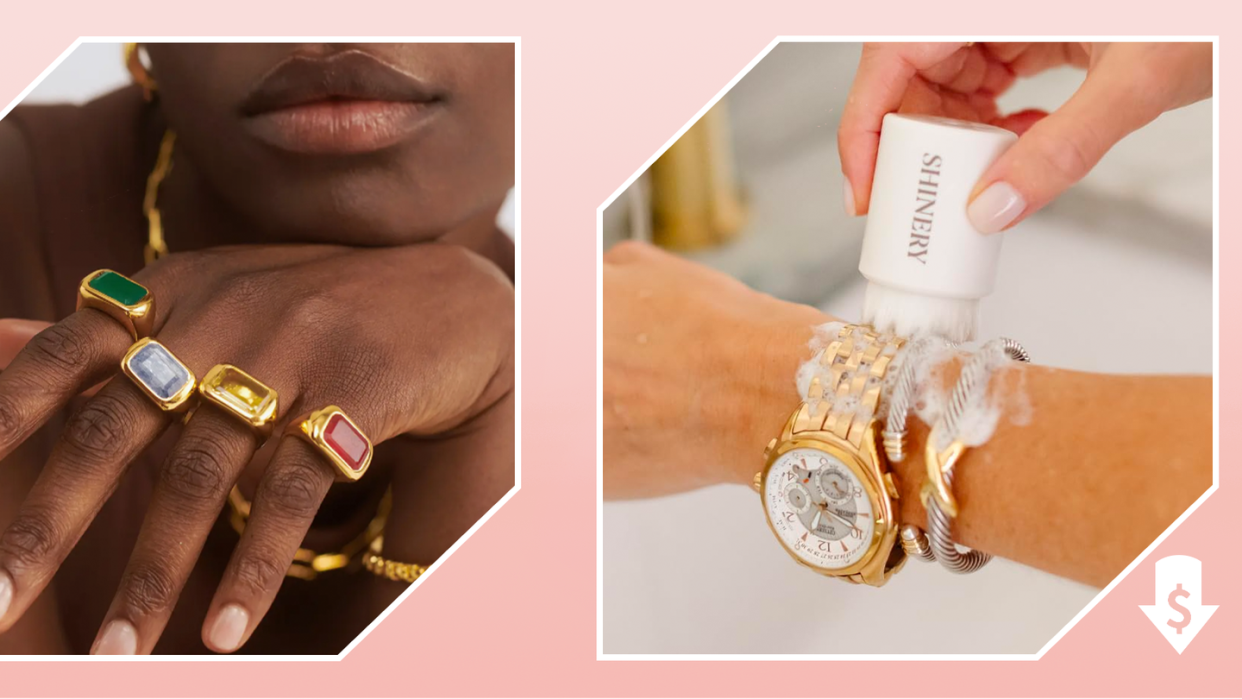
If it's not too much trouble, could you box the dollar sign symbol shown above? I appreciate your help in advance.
[1167,583,1192,635]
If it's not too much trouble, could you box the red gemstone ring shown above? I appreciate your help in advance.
[283,405,373,481]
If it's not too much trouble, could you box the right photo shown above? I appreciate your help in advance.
[601,41,1214,655]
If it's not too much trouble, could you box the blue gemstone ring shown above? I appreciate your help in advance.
[121,338,198,412]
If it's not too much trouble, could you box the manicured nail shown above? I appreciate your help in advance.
[208,603,249,652]
[92,620,138,655]
[842,178,857,217]
[0,571,12,621]
[967,181,1026,234]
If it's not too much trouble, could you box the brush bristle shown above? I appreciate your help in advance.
[862,283,978,343]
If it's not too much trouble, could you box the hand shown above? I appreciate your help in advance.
[0,243,513,653]
[838,41,1212,232]
[603,241,830,499]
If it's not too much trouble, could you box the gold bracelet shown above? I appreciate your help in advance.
[227,486,391,580]
[362,536,427,584]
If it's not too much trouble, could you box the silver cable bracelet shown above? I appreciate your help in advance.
[885,337,1031,573]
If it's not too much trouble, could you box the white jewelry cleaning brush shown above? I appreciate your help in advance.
[857,114,1017,342]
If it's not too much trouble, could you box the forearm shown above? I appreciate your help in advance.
[723,312,1211,588]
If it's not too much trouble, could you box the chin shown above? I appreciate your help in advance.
[265,208,464,246]
[248,175,505,246]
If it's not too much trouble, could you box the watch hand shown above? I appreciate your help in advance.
[810,509,822,530]
[823,508,854,528]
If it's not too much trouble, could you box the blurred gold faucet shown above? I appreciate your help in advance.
[649,101,746,251]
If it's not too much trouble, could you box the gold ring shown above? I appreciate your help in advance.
[283,406,373,481]
[77,269,155,340]
[120,338,197,412]
[198,364,279,438]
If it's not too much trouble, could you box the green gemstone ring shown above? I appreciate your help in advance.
[76,269,155,340]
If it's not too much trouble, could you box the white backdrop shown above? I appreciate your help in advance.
[20,42,128,105]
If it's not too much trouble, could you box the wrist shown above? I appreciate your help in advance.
[720,303,836,488]
[887,356,1024,543]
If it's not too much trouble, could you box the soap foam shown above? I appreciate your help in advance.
[795,321,846,399]
[796,322,1031,453]
[914,353,1031,448]
[795,322,889,424]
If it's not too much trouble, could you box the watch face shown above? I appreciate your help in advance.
[763,447,876,571]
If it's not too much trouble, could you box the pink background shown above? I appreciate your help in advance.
[0,1,1235,696]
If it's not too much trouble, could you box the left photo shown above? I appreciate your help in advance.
[0,41,516,655]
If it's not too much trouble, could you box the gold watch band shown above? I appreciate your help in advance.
[793,325,905,446]
[786,324,907,586]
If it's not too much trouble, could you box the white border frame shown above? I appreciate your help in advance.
[0,35,522,661]
[595,35,1219,661]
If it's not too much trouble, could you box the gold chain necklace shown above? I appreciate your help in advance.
[142,129,176,265]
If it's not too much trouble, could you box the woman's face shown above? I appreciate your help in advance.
[143,43,514,244]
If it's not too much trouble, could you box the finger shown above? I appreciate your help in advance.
[978,41,1033,63]
[91,406,258,654]
[0,320,108,399]
[979,57,1017,96]
[838,42,967,216]
[0,379,167,632]
[201,436,334,653]
[0,310,135,462]
[1004,42,1089,76]
[991,108,1050,136]
[967,64,1166,234]
[917,44,997,95]
[0,319,50,369]
[965,91,1003,124]
[897,79,990,124]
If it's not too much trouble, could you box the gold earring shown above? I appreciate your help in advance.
[124,43,157,101]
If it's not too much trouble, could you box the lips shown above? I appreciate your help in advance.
[240,49,443,155]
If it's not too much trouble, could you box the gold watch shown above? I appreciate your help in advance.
[755,324,907,587]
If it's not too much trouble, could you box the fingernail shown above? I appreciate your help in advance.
[842,178,857,217]
[967,181,1026,234]
[0,571,12,620]
[208,603,248,652]
[92,620,137,655]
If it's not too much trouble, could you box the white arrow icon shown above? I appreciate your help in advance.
[1139,555,1218,654]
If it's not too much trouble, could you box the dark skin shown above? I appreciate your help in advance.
[144,43,516,249]
[0,43,515,654]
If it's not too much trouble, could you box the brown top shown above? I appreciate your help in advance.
[0,86,163,654]
[3,85,157,321]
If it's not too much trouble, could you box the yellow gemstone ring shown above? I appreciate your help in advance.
[284,406,373,481]
[77,269,155,340]
[199,364,279,438]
